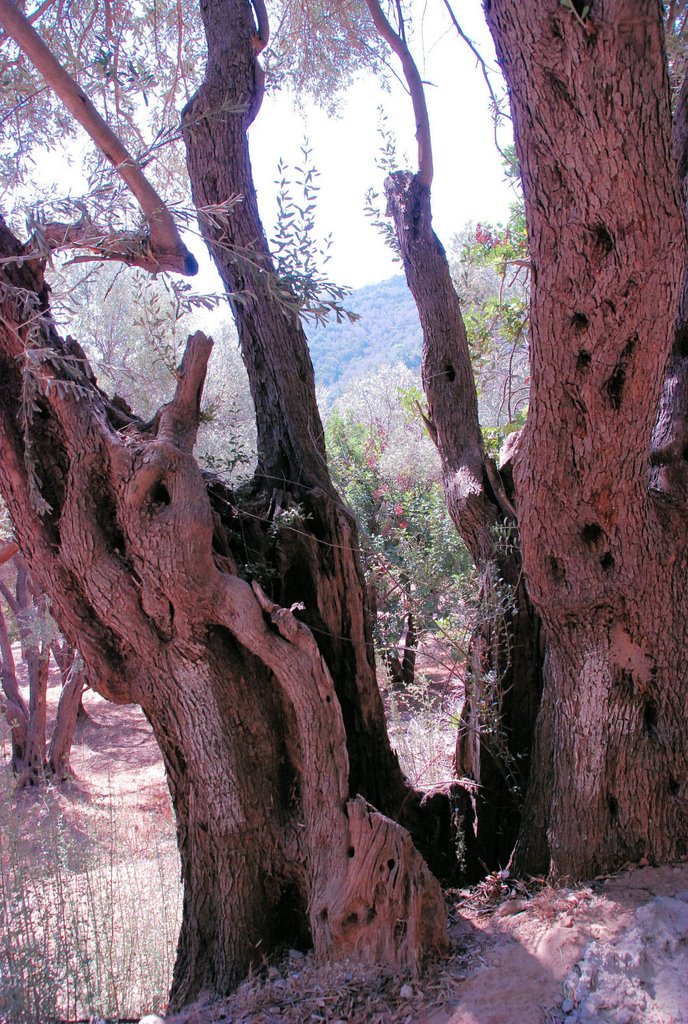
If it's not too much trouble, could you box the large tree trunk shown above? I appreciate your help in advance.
[385,171,543,873]
[180,0,458,869]
[485,0,688,877]
[0,21,450,995]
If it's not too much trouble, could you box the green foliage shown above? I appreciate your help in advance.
[0,0,205,233]
[481,404,528,459]
[325,367,472,669]
[264,0,385,111]
[450,150,530,432]
[54,262,256,485]
[363,110,404,260]
[271,143,360,326]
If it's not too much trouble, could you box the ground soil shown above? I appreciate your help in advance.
[2,658,687,1024]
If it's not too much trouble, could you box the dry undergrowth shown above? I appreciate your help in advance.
[166,946,469,1024]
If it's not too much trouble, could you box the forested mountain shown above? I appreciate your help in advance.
[306,275,422,396]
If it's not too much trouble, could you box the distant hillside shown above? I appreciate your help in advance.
[306,276,422,398]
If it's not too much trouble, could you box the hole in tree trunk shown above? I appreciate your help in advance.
[600,552,615,571]
[445,364,456,382]
[675,322,688,357]
[572,312,589,331]
[581,523,603,545]
[643,699,658,737]
[590,223,615,255]
[608,796,619,818]
[151,481,171,507]
[270,881,311,951]
[549,556,566,582]
[605,368,626,410]
[669,776,680,796]
[347,846,355,858]
[577,349,592,369]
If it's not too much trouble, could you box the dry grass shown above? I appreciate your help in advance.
[0,765,181,1023]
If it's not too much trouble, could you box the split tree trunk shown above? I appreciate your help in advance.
[485,0,688,877]
[180,0,459,866]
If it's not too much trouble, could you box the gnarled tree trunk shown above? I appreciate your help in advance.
[0,239,448,1006]
[0,0,454,1000]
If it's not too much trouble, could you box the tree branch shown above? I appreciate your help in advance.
[0,0,198,276]
[363,0,433,186]
[157,331,213,453]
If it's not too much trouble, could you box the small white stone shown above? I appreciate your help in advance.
[139,1017,165,1024]
[498,898,528,916]
[399,983,414,999]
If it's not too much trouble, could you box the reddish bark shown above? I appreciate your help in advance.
[485,0,688,876]
[0,0,452,990]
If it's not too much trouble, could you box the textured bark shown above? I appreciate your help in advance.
[385,171,542,872]
[180,0,457,861]
[0,208,448,1009]
[0,600,28,770]
[47,644,85,779]
[485,0,688,877]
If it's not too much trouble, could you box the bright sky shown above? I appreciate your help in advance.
[206,0,515,291]
[15,0,514,298]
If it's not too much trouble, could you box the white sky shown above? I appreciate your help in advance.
[15,0,514,298]
[198,0,515,292]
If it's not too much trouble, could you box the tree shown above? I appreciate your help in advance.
[0,549,86,783]
[486,0,688,877]
[0,0,451,1009]
[372,0,688,879]
[365,0,543,871]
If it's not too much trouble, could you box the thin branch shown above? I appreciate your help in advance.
[251,0,269,52]
[441,0,511,158]
[25,0,55,24]
[364,0,433,186]
[0,0,198,276]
